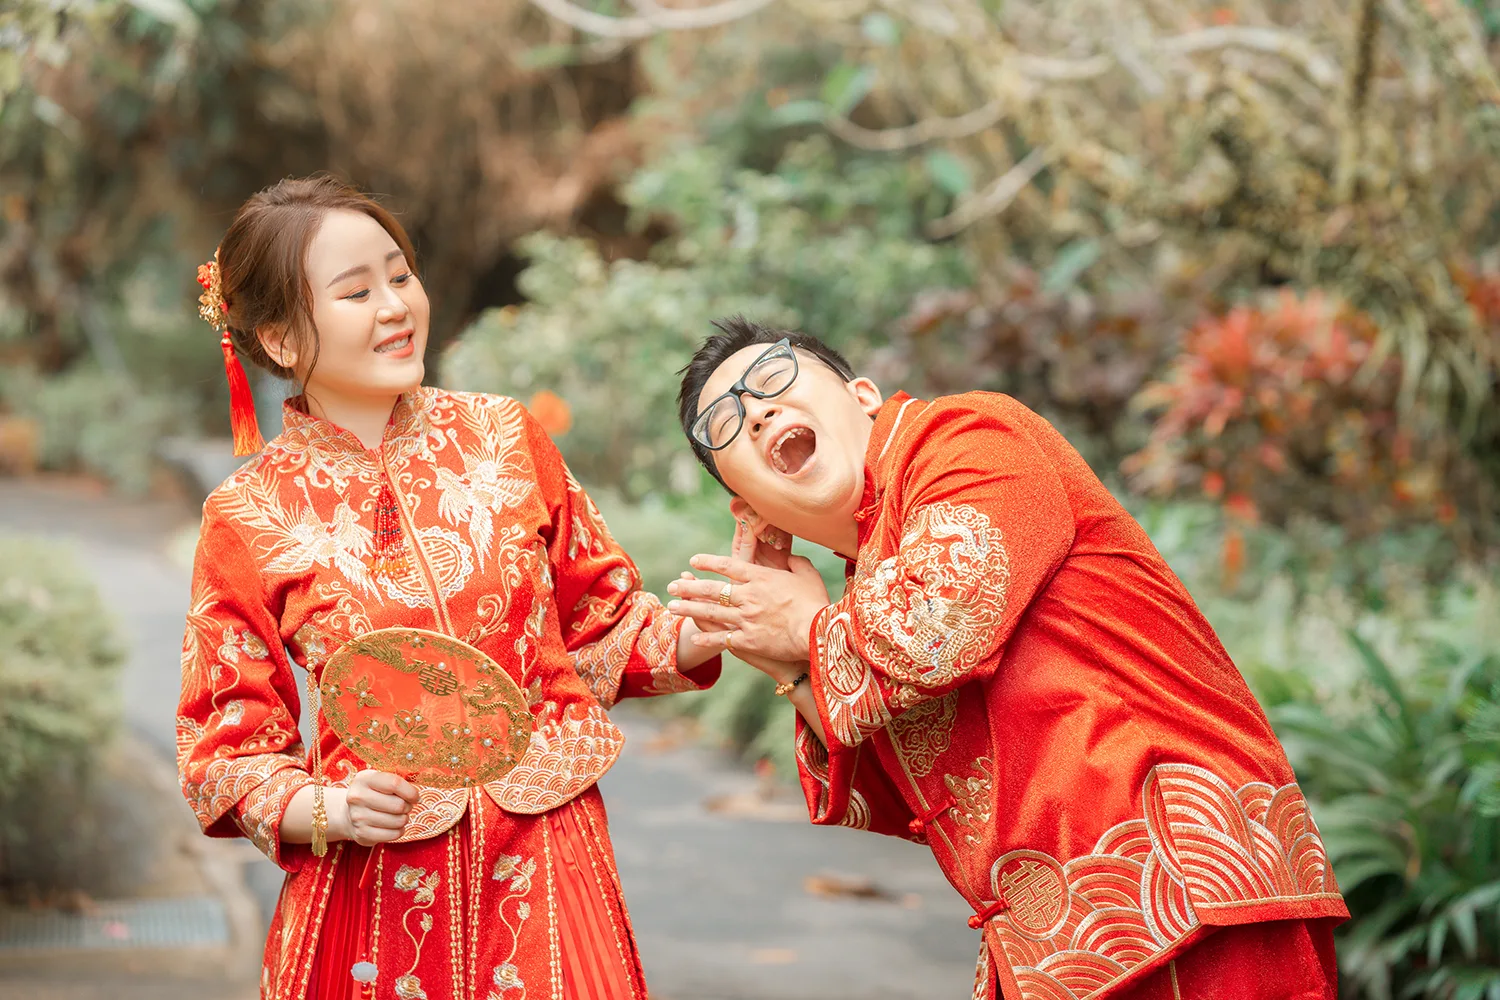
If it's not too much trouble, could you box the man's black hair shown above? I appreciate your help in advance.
[676,315,857,491]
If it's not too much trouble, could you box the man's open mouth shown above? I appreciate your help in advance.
[770,426,816,476]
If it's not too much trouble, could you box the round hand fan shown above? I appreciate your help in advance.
[320,627,533,788]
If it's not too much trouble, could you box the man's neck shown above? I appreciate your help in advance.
[304,388,401,451]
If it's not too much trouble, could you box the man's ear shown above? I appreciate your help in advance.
[847,376,883,417]
[728,497,759,526]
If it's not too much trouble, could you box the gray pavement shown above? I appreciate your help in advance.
[0,476,980,999]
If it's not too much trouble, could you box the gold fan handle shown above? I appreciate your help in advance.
[308,669,328,857]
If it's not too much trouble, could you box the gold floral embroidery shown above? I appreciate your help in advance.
[888,691,958,778]
[945,756,994,846]
[434,400,534,568]
[393,863,442,1000]
[570,593,620,635]
[563,466,616,560]
[463,525,538,649]
[853,501,1011,688]
[487,852,537,999]
[308,580,374,644]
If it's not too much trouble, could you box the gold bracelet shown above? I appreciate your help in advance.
[774,672,809,697]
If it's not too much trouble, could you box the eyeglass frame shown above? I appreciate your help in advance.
[689,338,799,452]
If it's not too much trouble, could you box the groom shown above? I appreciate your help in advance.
[665,317,1346,1000]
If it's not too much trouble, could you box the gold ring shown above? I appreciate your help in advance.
[718,582,734,607]
[725,630,735,653]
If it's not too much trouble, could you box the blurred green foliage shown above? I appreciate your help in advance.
[0,534,128,898]
[444,135,966,499]
[1270,588,1500,1000]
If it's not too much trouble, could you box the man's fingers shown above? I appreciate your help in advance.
[667,578,734,602]
[689,554,757,582]
[669,599,735,625]
[753,540,792,571]
[731,519,757,562]
[789,555,819,576]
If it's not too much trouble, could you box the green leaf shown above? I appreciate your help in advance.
[125,0,196,29]
[767,99,827,127]
[1041,239,1102,294]
[924,150,973,196]
[1449,903,1480,958]
[1348,629,1417,741]
[518,44,580,70]
[820,62,875,117]
[860,12,901,46]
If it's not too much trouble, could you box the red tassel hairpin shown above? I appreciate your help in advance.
[197,250,265,457]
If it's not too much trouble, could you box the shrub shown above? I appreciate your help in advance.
[0,534,128,898]
[0,365,189,495]
[1125,291,1490,546]
[1270,577,1500,1000]
[442,136,968,501]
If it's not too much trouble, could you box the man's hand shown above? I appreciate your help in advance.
[332,770,418,846]
[667,549,830,663]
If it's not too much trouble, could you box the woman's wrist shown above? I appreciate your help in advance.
[323,786,351,843]
[676,617,716,671]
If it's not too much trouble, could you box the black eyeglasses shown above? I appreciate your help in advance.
[690,339,799,451]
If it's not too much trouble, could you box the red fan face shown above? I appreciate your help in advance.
[319,628,533,787]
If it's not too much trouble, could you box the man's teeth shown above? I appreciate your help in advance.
[770,427,810,474]
[376,335,411,354]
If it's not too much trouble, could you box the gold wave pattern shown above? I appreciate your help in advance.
[485,703,625,814]
[989,763,1338,1000]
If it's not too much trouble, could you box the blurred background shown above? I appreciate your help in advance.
[2,0,1500,997]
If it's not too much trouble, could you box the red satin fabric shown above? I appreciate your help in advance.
[300,788,643,1000]
[1111,918,1340,1000]
[549,802,639,999]
[306,843,373,1000]
[793,391,1347,999]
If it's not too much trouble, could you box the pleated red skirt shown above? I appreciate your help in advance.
[302,787,643,1000]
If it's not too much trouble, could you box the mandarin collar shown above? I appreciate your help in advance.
[277,387,431,460]
[844,391,925,559]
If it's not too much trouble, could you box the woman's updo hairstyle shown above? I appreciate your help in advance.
[217,175,417,382]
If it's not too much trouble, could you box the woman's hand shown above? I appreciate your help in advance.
[331,770,419,846]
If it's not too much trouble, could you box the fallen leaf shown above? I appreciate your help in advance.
[803,872,894,901]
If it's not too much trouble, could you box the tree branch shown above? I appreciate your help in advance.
[927,146,1054,239]
[1158,26,1339,87]
[826,99,1004,151]
[1002,27,1338,87]
[528,0,775,39]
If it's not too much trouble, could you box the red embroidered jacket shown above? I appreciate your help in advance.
[177,386,715,868]
[794,392,1347,1000]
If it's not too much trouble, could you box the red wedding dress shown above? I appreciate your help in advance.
[177,388,718,1000]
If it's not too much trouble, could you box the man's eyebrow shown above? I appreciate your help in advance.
[326,251,405,287]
